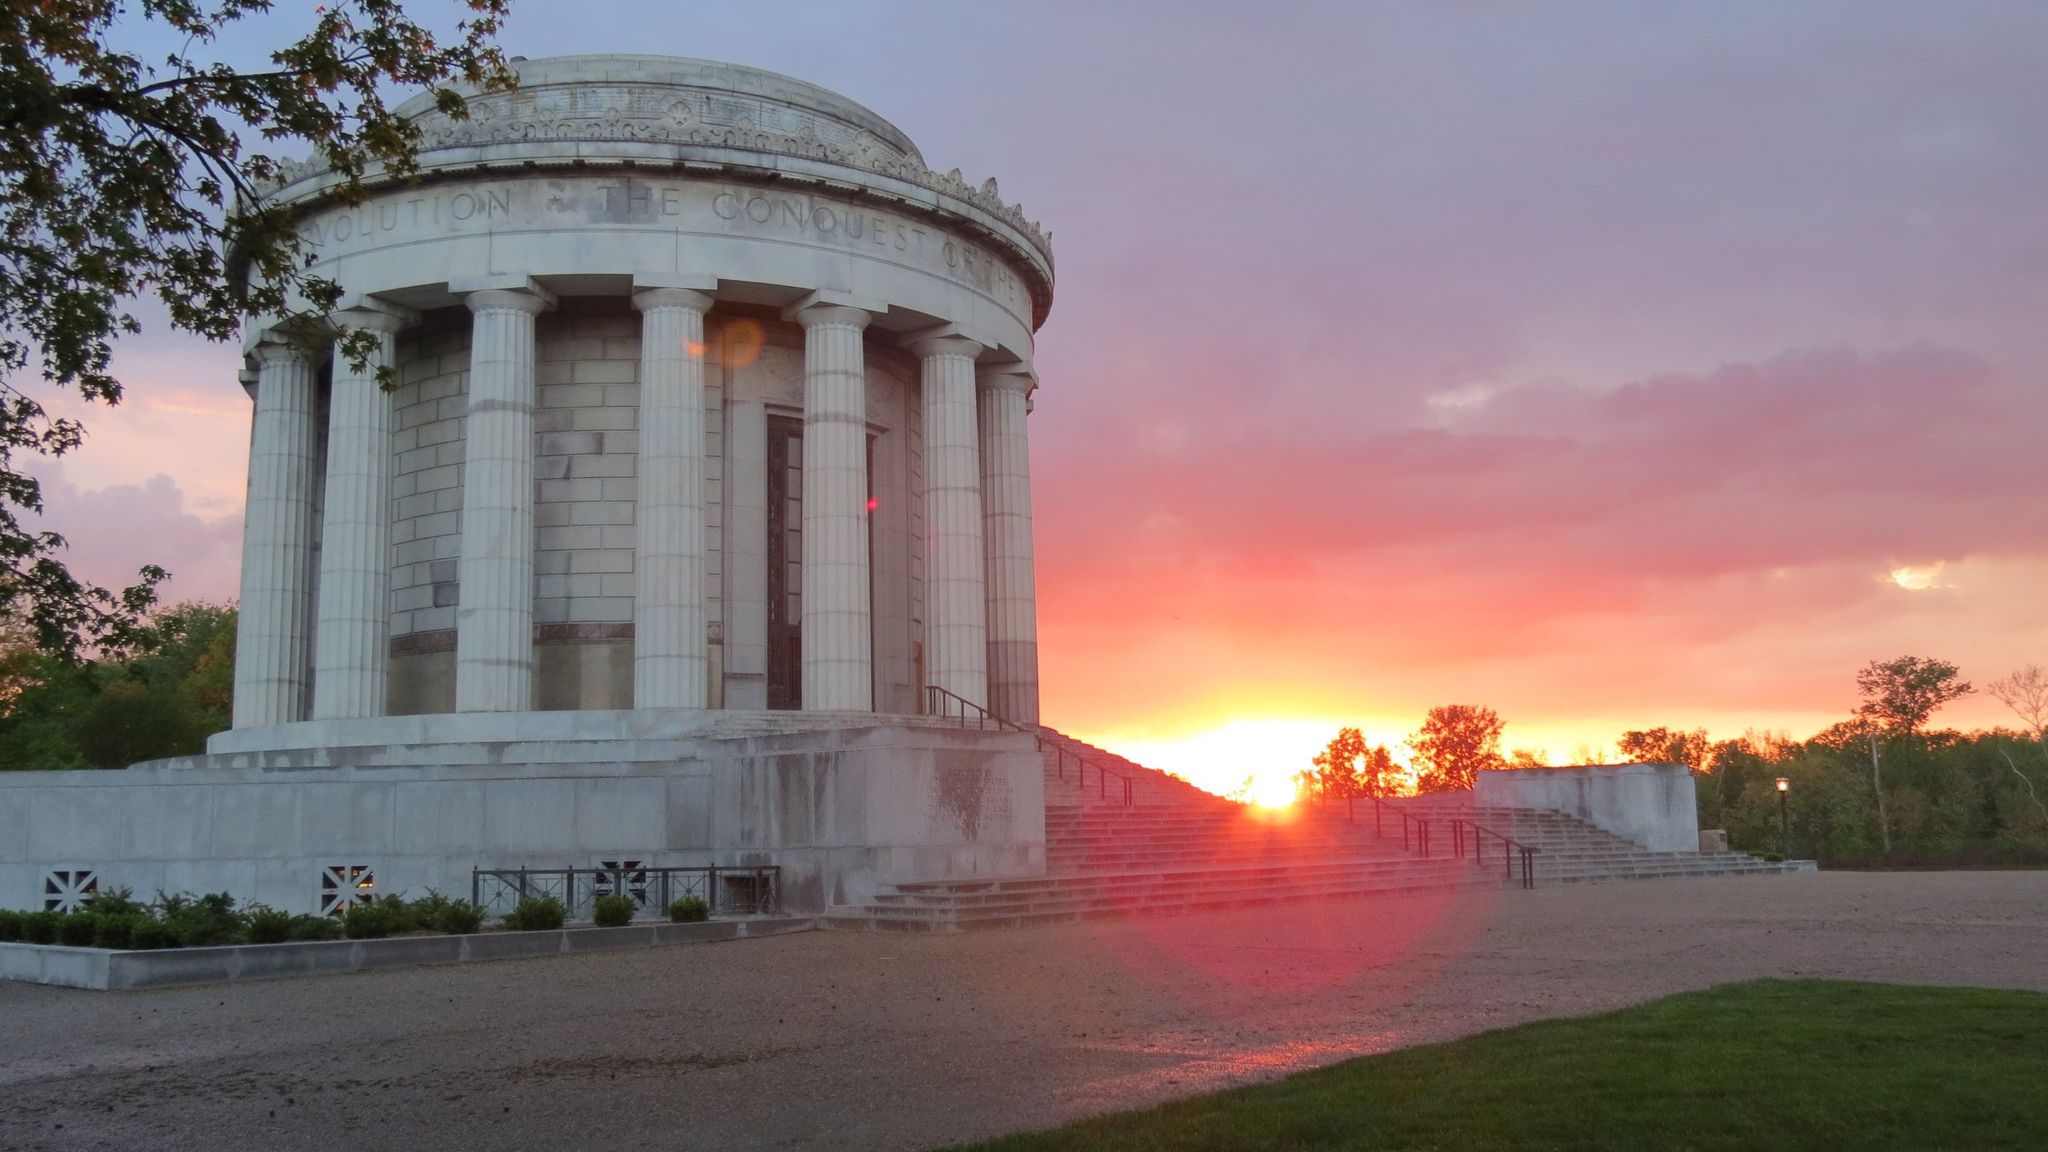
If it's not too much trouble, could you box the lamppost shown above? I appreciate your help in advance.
[1775,776,1791,858]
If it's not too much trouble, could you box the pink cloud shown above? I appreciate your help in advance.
[31,464,242,606]
[1034,344,2048,731]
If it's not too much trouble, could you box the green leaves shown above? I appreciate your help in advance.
[1856,655,1973,735]
[0,0,512,655]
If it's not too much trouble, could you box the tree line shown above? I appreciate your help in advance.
[0,602,234,770]
[1302,656,2048,866]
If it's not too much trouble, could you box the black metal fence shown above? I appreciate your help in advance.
[470,865,781,921]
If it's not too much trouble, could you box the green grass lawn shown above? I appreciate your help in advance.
[954,980,2048,1151]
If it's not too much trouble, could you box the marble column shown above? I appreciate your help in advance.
[311,310,406,720]
[231,339,321,729]
[454,287,548,712]
[911,335,989,713]
[632,287,714,709]
[793,303,874,711]
[979,367,1041,726]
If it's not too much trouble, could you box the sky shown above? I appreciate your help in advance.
[47,1,2048,797]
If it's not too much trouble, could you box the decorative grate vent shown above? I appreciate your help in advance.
[320,865,377,915]
[595,860,650,906]
[43,869,98,912]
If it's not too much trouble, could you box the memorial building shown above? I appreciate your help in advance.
[0,56,1053,915]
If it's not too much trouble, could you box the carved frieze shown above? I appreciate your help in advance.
[262,80,1053,263]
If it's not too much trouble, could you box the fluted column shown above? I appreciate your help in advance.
[633,287,714,709]
[231,339,321,728]
[311,310,406,720]
[912,335,989,713]
[455,287,549,712]
[793,303,874,711]
[979,367,1041,725]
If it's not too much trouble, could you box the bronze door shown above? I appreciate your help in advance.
[765,416,803,710]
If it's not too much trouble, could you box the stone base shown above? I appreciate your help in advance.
[0,916,818,990]
[0,711,1045,915]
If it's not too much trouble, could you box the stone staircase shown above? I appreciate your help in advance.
[820,729,1814,932]
[1384,796,1817,886]
[1036,729,1229,808]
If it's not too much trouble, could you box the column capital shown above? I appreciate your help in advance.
[463,288,552,316]
[454,276,555,314]
[328,305,416,336]
[976,364,1036,395]
[786,302,873,332]
[632,287,715,314]
[907,333,986,361]
[251,336,319,366]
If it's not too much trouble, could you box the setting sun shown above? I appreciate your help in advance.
[1247,772,1297,809]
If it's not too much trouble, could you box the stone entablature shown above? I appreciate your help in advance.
[288,174,1037,345]
[259,55,1053,329]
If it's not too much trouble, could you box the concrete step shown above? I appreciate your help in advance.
[875,864,1478,910]
[822,869,1507,933]
[828,735,1820,933]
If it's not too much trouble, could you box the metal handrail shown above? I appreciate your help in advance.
[924,685,1137,807]
[1450,819,1538,889]
[923,685,1029,732]
[1037,735,1135,806]
[1311,789,1432,857]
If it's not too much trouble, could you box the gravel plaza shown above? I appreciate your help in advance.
[3,870,2043,1152]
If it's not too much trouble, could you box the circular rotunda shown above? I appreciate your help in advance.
[0,56,1056,918]
[231,54,1051,733]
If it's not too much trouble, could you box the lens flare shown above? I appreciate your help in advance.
[721,316,765,368]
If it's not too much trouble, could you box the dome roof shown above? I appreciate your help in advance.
[394,54,927,166]
[260,53,1053,326]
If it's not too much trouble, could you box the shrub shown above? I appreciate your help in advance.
[130,920,181,950]
[0,909,23,942]
[592,894,636,928]
[406,890,462,932]
[93,915,142,950]
[369,893,420,933]
[286,914,343,942]
[156,891,241,947]
[86,887,144,918]
[22,911,61,945]
[56,912,100,947]
[504,896,566,932]
[244,904,293,945]
[668,896,710,924]
[341,900,402,940]
[432,901,485,935]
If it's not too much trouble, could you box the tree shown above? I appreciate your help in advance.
[1303,727,1402,800]
[0,0,511,656]
[1359,743,1400,798]
[1506,748,1548,768]
[1854,656,1973,855]
[1987,665,2048,747]
[1305,726,1366,801]
[1617,727,1711,771]
[1409,705,1506,794]
[0,600,235,768]
[1986,664,2048,824]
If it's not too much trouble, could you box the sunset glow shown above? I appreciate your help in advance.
[32,5,2048,784]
